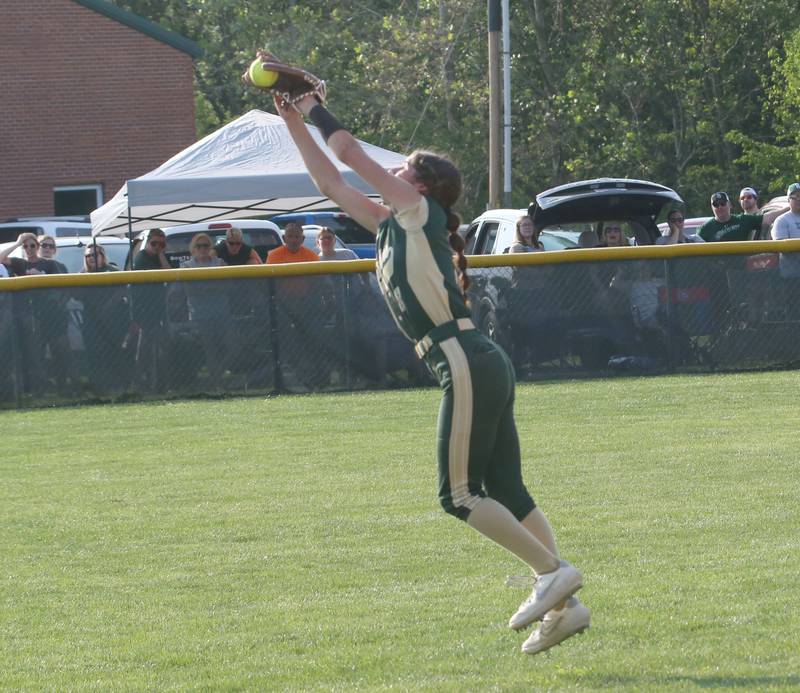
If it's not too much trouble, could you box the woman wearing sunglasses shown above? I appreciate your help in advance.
[80,244,130,394]
[0,233,61,276]
[0,233,70,395]
[37,235,68,273]
[131,228,170,392]
[177,233,231,389]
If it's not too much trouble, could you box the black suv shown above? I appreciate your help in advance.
[466,178,684,372]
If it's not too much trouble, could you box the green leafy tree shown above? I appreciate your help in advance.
[111,0,800,219]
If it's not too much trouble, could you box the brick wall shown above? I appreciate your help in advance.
[0,0,196,219]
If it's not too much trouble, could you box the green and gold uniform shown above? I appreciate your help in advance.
[376,197,535,522]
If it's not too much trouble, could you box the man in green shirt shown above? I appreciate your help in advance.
[699,191,786,242]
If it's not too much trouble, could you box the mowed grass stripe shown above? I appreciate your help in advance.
[2,373,799,691]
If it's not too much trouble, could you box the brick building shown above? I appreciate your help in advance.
[0,0,201,220]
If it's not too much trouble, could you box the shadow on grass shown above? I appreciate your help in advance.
[673,676,800,689]
[585,675,800,689]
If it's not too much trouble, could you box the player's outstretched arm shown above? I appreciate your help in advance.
[275,96,387,234]
[292,95,422,216]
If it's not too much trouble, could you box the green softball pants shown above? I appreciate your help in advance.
[424,330,536,522]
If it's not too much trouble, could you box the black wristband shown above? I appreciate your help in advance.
[308,105,346,142]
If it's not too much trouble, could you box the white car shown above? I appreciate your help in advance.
[463,208,579,255]
[0,216,95,245]
[0,235,129,273]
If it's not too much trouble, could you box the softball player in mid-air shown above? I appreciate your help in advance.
[274,90,589,655]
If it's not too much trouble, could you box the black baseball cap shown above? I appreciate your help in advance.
[710,191,730,204]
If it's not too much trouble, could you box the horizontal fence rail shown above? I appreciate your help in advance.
[3,241,800,408]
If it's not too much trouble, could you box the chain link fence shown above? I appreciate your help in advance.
[2,242,800,409]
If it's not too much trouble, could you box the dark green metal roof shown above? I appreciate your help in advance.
[71,0,203,58]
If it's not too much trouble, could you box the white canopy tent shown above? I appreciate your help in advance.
[91,109,406,236]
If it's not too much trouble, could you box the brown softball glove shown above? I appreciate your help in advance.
[242,49,326,105]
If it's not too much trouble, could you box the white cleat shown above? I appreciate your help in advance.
[508,560,582,631]
[521,597,590,655]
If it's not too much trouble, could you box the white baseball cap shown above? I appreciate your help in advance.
[739,187,757,199]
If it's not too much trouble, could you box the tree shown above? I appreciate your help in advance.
[110,0,800,218]
[730,27,800,194]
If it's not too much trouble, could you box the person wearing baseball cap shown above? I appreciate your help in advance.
[698,190,787,242]
[770,182,800,279]
[738,187,759,214]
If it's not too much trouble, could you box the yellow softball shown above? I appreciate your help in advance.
[248,58,278,88]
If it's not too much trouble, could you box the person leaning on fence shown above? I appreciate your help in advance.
[770,183,800,314]
[178,233,231,389]
[80,244,131,394]
[316,226,358,260]
[36,234,74,391]
[508,215,544,253]
[0,233,72,394]
[213,227,262,265]
[37,235,68,273]
[268,222,318,264]
[699,191,787,242]
[267,222,328,386]
[275,85,588,655]
[131,228,171,392]
[738,187,760,214]
[657,210,704,245]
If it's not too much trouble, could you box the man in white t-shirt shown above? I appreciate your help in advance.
[770,182,800,278]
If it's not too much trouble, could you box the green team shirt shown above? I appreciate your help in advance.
[698,213,763,242]
[375,196,470,342]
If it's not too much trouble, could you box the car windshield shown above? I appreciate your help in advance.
[165,229,277,253]
[296,227,347,251]
[163,228,282,265]
[54,226,94,237]
[66,244,129,272]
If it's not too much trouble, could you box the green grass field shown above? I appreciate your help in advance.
[3,372,799,691]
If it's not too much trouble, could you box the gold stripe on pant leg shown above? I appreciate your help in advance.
[440,337,479,512]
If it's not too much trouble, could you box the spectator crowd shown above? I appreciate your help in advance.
[1,182,799,399]
[0,223,358,398]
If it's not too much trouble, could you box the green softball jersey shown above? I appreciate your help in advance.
[375,196,471,342]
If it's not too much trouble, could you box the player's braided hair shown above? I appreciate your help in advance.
[407,150,469,294]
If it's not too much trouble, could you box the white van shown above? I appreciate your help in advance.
[0,216,95,244]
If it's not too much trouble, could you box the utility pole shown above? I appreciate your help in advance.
[488,0,501,209]
[501,0,512,207]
